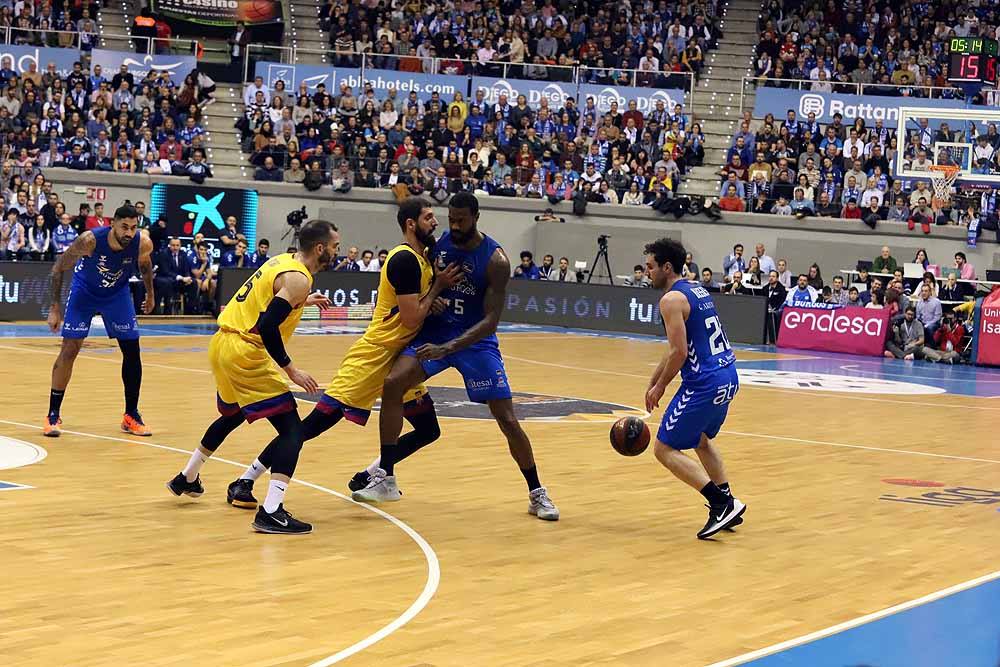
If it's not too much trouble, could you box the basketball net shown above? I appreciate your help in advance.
[928,165,960,209]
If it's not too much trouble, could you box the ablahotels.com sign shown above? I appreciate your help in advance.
[753,88,994,129]
[777,305,890,356]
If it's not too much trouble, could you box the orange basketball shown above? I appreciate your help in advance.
[610,416,650,456]
[237,0,278,23]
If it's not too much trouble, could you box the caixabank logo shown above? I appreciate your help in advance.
[294,386,646,422]
[880,478,1000,511]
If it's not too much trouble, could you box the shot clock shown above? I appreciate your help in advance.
[949,37,1000,88]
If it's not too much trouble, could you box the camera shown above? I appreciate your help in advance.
[597,234,610,250]
[287,206,308,227]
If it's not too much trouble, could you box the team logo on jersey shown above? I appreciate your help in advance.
[293,386,647,422]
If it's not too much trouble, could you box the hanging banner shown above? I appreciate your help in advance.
[90,49,197,81]
[471,76,576,110]
[778,305,890,356]
[252,62,353,93]
[577,83,685,115]
[361,69,467,98]
[151,0,283,26]
[0,45,79,78]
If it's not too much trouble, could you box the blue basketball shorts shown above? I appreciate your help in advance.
[62,286,139,340]
[403,338,512,404]
[656,365,739,450]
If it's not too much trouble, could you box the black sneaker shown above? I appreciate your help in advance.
[167,473,204,498]
[697,497,747,540]
[227,479,258,509]
[253,504,312,534]
[348,470,371,492]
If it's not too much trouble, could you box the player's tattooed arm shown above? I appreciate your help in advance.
[417,248,509,360]
[138,230,155,315]
[49,231,95,306]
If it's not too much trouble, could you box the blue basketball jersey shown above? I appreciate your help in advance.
[422,232,501,344]
[668,280,736,383]
[71,226,139,299]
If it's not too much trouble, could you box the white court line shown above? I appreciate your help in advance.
[0,418,440,667]
[503,354,1000,411]
[0,343,212,374]
[705,568,1000,667]
[720,430,1000,465]
[839,363,1000,383]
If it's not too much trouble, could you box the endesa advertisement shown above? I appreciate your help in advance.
[777,306,891,356]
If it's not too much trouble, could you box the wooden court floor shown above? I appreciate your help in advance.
[1,328,998,666]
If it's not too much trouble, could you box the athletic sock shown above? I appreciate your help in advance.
[700,481,729,507]
[262,479,287,513]
[719,482,732,497]
[380,443,396,476]
[240,458,266,481]
[182,449,208,483]
[520,465,542,491]
[365,457,382,476]
[48,389,65,418]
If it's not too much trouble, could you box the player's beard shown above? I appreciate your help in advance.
[449,226,473,245]
[114,230,133,248]
[416,227,436,254]
[317,248,334,270]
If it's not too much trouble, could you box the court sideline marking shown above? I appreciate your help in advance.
[0,418,440,667]
[704,568,1000,667]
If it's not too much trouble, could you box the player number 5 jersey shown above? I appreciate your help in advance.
[218,253,312,346]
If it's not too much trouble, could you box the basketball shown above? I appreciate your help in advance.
[237,0,279,23]
[610,416,650,456]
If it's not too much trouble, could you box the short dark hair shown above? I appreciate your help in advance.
[298,219,337,252]
[644,237,686,275]
[520,250,533,261]
[905,305,916,314]
[955,251,967,261]
[397,196,432,231]
[259,238,269,247]
[450,190,479,215]
[849,286,859,294]
[633,264,644,272]
[798,273,809,280]
[734,243,743,251]
[114,203,137,220]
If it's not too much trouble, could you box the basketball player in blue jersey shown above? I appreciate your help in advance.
[43,204,156,437]
[349,192,559,520]
[643,237,746,539]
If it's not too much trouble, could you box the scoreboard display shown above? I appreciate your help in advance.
[949,37,1000,88]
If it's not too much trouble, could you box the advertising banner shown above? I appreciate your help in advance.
[971,290,1000,366]
[252,61,355,93]
[777,305,890,356]
[472,76,576,110]
[219,271,764,343]
[0,262,70,321]
[752,87,985,129]
[361,69,467,99]
[148,183,259,248]
[151,0,282,26]
[91,49,197,81]
[577,83,685,115]
[0,45,79,78]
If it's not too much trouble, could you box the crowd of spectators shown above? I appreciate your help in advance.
[317,0,719,86]
[755,0,999,101]
[0,54,215,182]
[240,75,703,208]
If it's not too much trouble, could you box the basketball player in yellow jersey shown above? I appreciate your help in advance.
[222,197,462,503]
[167,220,340,535]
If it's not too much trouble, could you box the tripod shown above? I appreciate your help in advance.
[587,242,614,285]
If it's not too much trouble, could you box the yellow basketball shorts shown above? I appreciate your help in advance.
[321,336,431,425]
[209,331,296,423]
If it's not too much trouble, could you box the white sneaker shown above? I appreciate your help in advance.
[351,468,401,503]
[528,486,560,521]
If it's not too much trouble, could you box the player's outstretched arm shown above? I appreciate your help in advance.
[416,248,509,361]
[138,231,155,315]
[265,271,318,393]
[47,231,96,333]
[646,292,688,412]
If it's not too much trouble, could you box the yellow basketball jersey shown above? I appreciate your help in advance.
[218,253,312,345]
[363,243,433,350]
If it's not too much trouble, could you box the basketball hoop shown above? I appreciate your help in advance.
[928,165,961,209]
